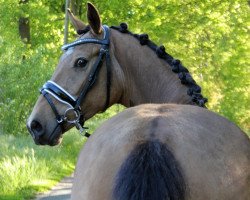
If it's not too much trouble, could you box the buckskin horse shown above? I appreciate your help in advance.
[72,104,249,200]
[26,3,250,200]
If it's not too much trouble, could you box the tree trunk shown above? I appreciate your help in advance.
[64,0,70,44]
[19,0,30,43]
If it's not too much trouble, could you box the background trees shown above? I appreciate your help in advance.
[0,0,249,135]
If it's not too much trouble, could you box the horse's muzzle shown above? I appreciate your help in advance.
[27,120,61,146]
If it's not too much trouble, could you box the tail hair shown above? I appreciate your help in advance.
[113,140,186,200]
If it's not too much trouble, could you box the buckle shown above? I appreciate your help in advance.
[63,108,80,124]
[57,117,64,124]
[100,48,109,54]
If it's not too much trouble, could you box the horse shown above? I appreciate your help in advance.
[26,3,250,199]
[27,3,207,146]
[71,104,250,200]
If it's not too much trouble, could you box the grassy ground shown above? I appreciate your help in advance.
[0,130,86,200]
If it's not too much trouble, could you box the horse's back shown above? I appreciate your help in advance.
[71,104,250,200]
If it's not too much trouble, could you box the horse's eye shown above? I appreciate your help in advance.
[75,57,88,68]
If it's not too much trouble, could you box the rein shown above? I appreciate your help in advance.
[40,25,111,137]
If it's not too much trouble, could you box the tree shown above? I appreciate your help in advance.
[19,0,30,43]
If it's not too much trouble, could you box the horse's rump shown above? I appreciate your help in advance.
[71,104,250,200]
[113,140,186,200]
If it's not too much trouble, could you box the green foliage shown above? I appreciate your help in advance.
[0,0,63,135]
[0,130,87,199]
[0,0,249,135]
[92,0,250,133]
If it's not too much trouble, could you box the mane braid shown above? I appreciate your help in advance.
[110,23,208,107]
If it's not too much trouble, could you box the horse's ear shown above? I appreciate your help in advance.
[87,2,102,35]
[67,9,86,33]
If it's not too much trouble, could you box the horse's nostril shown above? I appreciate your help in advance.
[30,120,43,135]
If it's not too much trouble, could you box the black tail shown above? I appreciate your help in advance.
[113,140,186,200]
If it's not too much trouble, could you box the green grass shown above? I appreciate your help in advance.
[0,105,123,200]
[0,130,87,200]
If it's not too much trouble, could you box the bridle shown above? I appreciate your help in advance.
[40,25,111,138]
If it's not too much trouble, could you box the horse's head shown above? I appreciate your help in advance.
[27,3,123,146]
[27,3,208,146]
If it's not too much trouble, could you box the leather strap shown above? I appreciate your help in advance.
[39,25,111,138]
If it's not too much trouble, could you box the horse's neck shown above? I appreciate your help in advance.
[111,30,193,107]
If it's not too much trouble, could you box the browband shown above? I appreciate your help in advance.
[62,25,110,50]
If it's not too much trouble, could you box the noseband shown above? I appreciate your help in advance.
[40,25,111,137]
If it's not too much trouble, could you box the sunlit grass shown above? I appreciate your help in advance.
[0,130,86,199]
[0,128,93,199]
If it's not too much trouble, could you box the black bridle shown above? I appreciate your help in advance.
[40,25,111,137]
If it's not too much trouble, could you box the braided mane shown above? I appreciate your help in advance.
[77,23,208,107]
[110,23,208,107]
